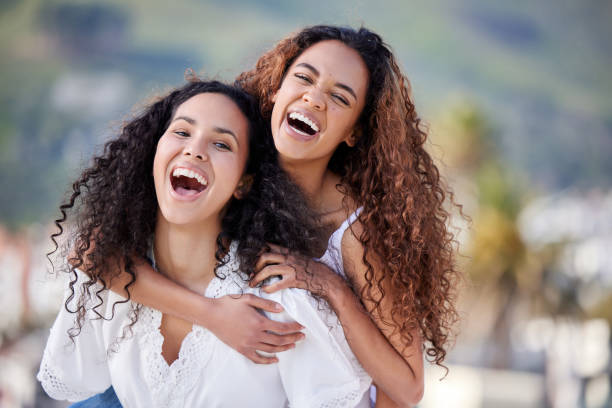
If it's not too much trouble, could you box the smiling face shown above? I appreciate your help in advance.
[153,92,250,227]
[270,40,369,167]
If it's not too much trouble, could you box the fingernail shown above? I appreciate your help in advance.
[275,303,283,311]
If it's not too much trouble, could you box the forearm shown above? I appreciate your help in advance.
[107,261,216,328]
[374,387,403,408]
[326,278,424,407]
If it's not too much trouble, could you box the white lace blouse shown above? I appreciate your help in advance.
[37,243,371,408]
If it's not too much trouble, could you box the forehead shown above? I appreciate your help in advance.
[290,40,369,94]
[173,93,249,135]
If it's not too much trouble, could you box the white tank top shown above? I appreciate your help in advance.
[316,207,377,407]
[316,207,363,278]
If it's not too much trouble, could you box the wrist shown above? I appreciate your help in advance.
[323,273,353,308]
[183,294,217,329]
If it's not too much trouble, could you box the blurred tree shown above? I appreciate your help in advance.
[39,2,129,56]
[433,100,557,369]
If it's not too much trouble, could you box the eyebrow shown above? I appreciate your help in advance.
[213,126,239,144]
[173,115,196,125]
[295,62,358,101]
[172,116,239,145]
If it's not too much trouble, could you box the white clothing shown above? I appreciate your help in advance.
[317,207,362,280]
[316,208,377,406]
[37,243,371,408]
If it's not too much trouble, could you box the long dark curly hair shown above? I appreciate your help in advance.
[237,25,461,367]
[49,78,322,336]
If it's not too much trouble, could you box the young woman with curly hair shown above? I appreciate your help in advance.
[38,79,372,407]
[240,25,461,407]
[79,25,461,407]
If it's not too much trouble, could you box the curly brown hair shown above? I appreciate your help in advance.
[237,25,460,367]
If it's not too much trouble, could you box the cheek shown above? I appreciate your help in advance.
[334,107,360,133]
[152,147,164,181]
[271,98,283,122]
[215,153,247,184]
[272,82,297,111]
[152,137,174,182]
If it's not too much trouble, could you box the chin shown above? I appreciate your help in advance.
[275,140,312,161]
[158,208,197,227]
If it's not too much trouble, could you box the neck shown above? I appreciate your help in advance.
[279,154,347,216]
[153,212,221,294]
[279,155,333,211]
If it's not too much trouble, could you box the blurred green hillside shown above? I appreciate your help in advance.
[1,0,611,227]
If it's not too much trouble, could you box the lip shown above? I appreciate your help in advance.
[283,108,322,142]
[168,164,210,202]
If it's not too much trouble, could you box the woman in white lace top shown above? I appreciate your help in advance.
[38,79,370,407]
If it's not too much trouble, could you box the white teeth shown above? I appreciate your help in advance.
[172,168,207,186]
[289,112,319,133]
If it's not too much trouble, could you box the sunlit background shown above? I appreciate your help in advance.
[1,0,611,407]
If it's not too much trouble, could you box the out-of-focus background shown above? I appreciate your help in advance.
[1,0,611,407]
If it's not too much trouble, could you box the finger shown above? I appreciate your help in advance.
[250,264,291,287]
[245,294,285,313]
[255,252,286,272]
[262,331,305,346]
[256,343,296,353]
[264,319,305,334]
[247,351,278,364]
[262,279,296,293]
[266,242,283,254]
[266,243,289,254]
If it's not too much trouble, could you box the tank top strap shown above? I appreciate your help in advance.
[317,207,364,279]
[338,206,363,237]
[328,207,363,254]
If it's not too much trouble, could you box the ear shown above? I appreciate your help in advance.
[233,174,254,200]
[345,126,361,147]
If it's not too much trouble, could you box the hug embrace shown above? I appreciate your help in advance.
[38,25,461,408]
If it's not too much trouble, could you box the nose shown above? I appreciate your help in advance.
[183,140,208,161]
[302,89,325,111]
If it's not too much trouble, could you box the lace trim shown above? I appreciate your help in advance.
[37,349,97,402]
[135,246,241,408]
[309,378,370,408]
[205,243,247,299]
[136,307,215,408]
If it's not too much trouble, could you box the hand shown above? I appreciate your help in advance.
[208,294,305,364]
[250,244,339,298]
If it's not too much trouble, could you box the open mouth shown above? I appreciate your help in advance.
[170,168,208,196]
[287,112,319,136]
